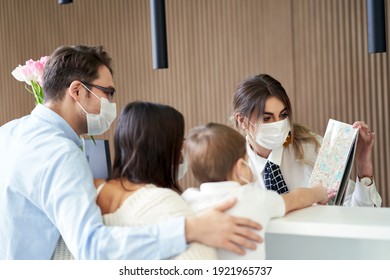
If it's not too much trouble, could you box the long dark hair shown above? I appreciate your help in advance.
[111,101,184,193]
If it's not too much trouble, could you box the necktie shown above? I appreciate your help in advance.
[263,161,289,194]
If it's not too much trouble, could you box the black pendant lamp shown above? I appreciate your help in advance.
[367,0,387,53]
[150,0,168,69]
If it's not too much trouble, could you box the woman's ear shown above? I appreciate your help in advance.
[235,113,248,130]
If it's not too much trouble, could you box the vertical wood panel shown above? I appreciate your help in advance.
[293,0,390,206]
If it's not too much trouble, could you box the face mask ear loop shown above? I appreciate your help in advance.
[237,174,251,185]
[76,101,88,114]
[242,159,251,168]
[236,157,251,185]
[243,118,253,140]
[246,130,254,140]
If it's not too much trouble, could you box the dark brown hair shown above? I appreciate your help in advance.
[232,73,320,160]
[42,45,113,102]
[186,123,246,184]
[233,73,293,128]
[111,101,184,193]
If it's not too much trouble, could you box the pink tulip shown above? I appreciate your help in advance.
[11,55,50,105]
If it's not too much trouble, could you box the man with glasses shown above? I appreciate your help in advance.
[0,45,261,259]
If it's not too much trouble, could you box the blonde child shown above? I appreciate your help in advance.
[182,123,328,260]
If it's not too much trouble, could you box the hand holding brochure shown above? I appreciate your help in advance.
[308,119,359,205]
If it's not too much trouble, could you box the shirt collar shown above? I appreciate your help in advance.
[199,181,242,194]
[268,146,284,165]
[246,137,284,172]
[31,104,83,148]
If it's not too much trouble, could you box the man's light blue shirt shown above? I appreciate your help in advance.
[0,105,186,259]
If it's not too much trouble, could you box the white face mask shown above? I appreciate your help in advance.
[78,85,117,135]
[249,118,290,150]
[177,152,188,180]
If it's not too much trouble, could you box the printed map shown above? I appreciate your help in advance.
[308,119,358,205]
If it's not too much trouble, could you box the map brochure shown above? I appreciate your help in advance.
[308,119,359,205]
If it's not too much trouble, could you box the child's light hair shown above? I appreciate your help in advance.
[186,123,247,184]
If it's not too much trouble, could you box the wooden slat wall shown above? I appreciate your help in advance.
[0,0,388,206]
[292,0,390,206]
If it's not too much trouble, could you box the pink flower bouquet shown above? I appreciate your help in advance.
[11,56,49,105]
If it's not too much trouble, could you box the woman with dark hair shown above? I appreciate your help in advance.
[110,101,186,194]
[55,101,216,259]
[93,101,216,259]
[232,74,381,207]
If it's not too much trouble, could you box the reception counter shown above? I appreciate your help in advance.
[265,205,390,259]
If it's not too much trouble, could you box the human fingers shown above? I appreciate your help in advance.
[225,234,259,255]
[327,188,337,199]
[358,128,375,146]
[354,122,374,137]
[232,215,262,231]
[365,131,375,145]
[222,242,245,255]
[207,215,262,254]
[352,121,368,130]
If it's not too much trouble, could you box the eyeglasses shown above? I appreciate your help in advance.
[81,82,116,102]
